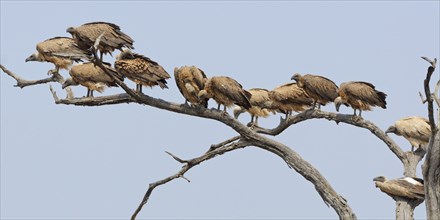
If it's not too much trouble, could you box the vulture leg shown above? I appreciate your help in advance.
[250,115,255,123]
[99,51,104,63]
[86,89,91,97]
[359,110,362,117]
[411,145,415,152]
[353,109,357,116]
[47,67,59,75]
[223,105,227,112]
[255,116,259,126]
[90,90,94,97]
[217,103,221,110]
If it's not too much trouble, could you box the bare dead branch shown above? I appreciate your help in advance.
[165,151,188,164]
[1,64,74,98]
[421,57,438,135]
[49,85,60,102]
[131,139,252,220]
[419,91,428,104]
[253,109,407,162]
[207,135,241,152]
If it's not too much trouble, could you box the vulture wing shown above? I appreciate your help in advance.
[214,77,251,109]
[303,75,339,101]
[343,81,387,108]
[37,37,90,61]
[396,117,431,142]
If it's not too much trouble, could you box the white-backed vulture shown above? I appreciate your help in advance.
[373,176,424,200]
[233,88,273,125]
[66,22,134,60]
[334,81,387,116]
[268,83,314,118]
[174,66,208,107]
[386,116,431,151]
[198,76,252,112]
[62,62,124,97]
[25,37,91,75]
[291,73,339,109]
[114,49,170,93]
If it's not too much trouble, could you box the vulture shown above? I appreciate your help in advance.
[114,49,170,93]
[62,62,124,97]
[198,76,252,112]
[386,116,431,151]
[334,81,387,116]
[268,83,314,118]
[25,37,91,75]
[373,176,424,200]
[66,22,134,60]
[291,73,339,109]
[174,66,208,107]
[233,88,274,125]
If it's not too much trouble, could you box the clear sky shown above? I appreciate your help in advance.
[1,1,439,219]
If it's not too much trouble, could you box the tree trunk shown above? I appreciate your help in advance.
[423,130,440,219]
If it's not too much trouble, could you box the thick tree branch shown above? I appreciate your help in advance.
[131,138,251,220]
[1,64,74,98]
[253,109,406,162]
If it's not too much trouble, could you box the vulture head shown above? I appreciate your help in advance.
[334,97,345,112]
[385,126,397,134]
[66,27,76,35]
[290,73,304,87]
[62,78,79,89]
[198,90,211,100]
[25,52,41,62]
[233,106,246,119]
[116,49,135,60]
[373,176,387,183]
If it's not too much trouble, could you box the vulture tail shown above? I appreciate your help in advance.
[157,79,169,89]
[377,91,387,109]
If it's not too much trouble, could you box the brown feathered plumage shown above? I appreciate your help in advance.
[334,81,387,116]
[66,22,134,59]
[174,66,208,107]
[25,37,91,74]
[115,49,170,93]
[373,176,424,200]
[233,88,273,124]
[62,62,124,97]
[268,83,314,117]
[291,73,339,109]
[386,116,431,151]
[198,76,252,112]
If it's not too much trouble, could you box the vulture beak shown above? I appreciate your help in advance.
[373,176,386,182]
[385,126,395,134]
[25,54,36,62]
[334,97,342,112]
[62,78,76,89]
[233,106,245,119]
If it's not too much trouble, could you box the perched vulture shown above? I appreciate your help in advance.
[291,73,339,109]
[114,49,170,93]
[334,81,387,116]
[233,88,273,125]
[174,66,208,107]
[62,62,124,97]
[268,83,314,118]
[373,176,424,200]
[198,76,252,112]
[386,116,431,151]
[25,37,91,74]
[66,22,134,60]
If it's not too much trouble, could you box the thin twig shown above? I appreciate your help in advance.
[419,91,428,104]
[207,136,241,152]
[165,151,188,164]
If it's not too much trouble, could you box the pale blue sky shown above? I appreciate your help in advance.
[1,1,439,219]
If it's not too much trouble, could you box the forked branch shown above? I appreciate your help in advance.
[131,138,251,220]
